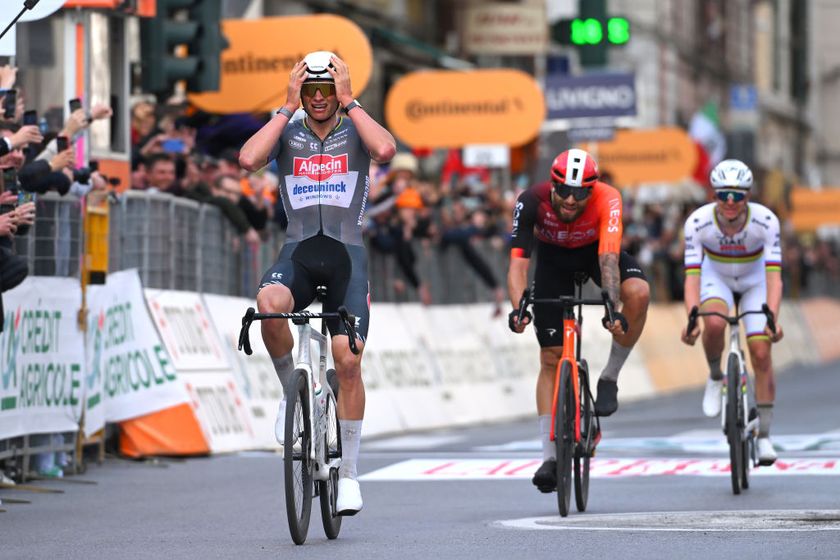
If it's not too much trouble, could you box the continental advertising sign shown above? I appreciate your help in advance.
[790,188,840,232]
[188,15,372,114]
[579,127,698,185]
[385,69,545,148]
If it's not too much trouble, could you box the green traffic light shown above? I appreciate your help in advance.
[570,18,603,45]
[608,17,630,44]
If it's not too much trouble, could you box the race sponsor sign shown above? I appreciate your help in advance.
[201,294,282,450]
[144,289,229,372]
[285,153,359,210]
[0,278,84,439]
[85,270,187,436]
[545,73,637,120]
[181,372,257,453]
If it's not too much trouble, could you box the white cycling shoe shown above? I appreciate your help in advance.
[757,437,777,466]
[702,378,723,417]
[336,478,363,516]
[274,400,286,444]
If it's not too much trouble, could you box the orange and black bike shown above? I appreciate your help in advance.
[517,273,626,517]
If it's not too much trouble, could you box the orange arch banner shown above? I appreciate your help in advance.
[385,69,545,148]
[188,15,372,114]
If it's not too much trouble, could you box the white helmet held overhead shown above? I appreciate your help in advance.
[303,51,336,82]
[710,159,753,190]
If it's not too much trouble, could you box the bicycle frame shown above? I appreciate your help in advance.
[720,316,760,442]
[293,319,339,481]
[551,307,582,443]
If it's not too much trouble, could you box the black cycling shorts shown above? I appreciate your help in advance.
[258,234,370,341]
[532,240,647,348]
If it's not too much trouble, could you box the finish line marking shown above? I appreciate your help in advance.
[360,458,840,481]
[497,510,840,532]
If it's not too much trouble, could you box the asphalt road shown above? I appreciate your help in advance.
[3,360,840,559]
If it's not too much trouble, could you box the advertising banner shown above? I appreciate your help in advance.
[85,270,187,436]
[385,69,545,148]
[545,73,637,120]
[188,15,372,114]
[144,289,230,372]
[463,3,548,55]
[0,278,84,439]
[181,372,257,453]
[202,294,282,450]
[579,127,698,185]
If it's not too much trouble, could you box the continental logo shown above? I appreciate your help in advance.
[405,98,523,121]
[293,154,348,181]
[222,50,343,75]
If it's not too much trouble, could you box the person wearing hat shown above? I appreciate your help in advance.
[240,51,396,516]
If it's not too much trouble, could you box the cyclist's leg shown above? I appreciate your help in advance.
[590,251,649,415]
[531,243,572,488]
[697,264,734,416]
[319,241,369,513]
[257,243,316,440]
[741,277,776,460]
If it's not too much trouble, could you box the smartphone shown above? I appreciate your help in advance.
[3,89,16,119]
[17,191,36,205]
[56,135,69,152]
[69,98,83,113]
[161,138,186,153]
[1,168,17,214]
[23,109,37,126]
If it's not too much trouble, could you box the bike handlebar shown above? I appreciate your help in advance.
[518,289,629,332]
[686,305,776,335]
[238,306,360,356]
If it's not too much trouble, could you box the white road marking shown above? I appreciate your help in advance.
[364,434,464,451]
[360,457,840,481]
[497,510,840,532]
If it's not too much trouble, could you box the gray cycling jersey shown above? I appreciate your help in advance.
[270,116,371,246]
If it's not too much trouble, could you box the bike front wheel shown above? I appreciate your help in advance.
[726,354,743,495]
[555,361,575,517]
[574,360,592,513]
[285,370,314,544]
[319,372,342,540]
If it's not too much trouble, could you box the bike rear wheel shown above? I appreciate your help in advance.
[319,371,342,539]
[726,354,743,495]
[285,370,313,544]
[574,360,592,513]
[555,361,574,517]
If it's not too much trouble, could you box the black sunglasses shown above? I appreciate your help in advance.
[552,181,592,201]
[716,190,747,203]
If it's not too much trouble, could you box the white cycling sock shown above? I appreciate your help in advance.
[539,415,555,461]
[272,353,294,389]
[339,419,363,479]
[757,403,773,438]
[600,339,631,382]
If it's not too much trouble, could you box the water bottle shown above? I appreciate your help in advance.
[314,381,324,416]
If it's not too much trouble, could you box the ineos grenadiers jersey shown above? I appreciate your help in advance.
[270,116,371,246]
[683,202,782,278]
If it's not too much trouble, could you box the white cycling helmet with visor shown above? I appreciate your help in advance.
[710,159,753,190]
[303,51,336,82]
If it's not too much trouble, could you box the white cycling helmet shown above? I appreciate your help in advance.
[710,159,753,190]
[303,51,336,82]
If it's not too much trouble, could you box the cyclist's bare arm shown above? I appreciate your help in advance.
[507,256,530,309]
[765,269,784,341]
[681,274,702,344]
[342,102,396,163]
[239,62,307,171]
[598,252,621,309]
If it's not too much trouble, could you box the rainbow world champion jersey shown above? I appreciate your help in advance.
[683,202,782,278]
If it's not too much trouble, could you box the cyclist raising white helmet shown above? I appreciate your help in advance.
[681,158,784,465]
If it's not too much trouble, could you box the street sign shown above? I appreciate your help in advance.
[729,84,759,130]
[544,73,636,120]
[462,144,510,168]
